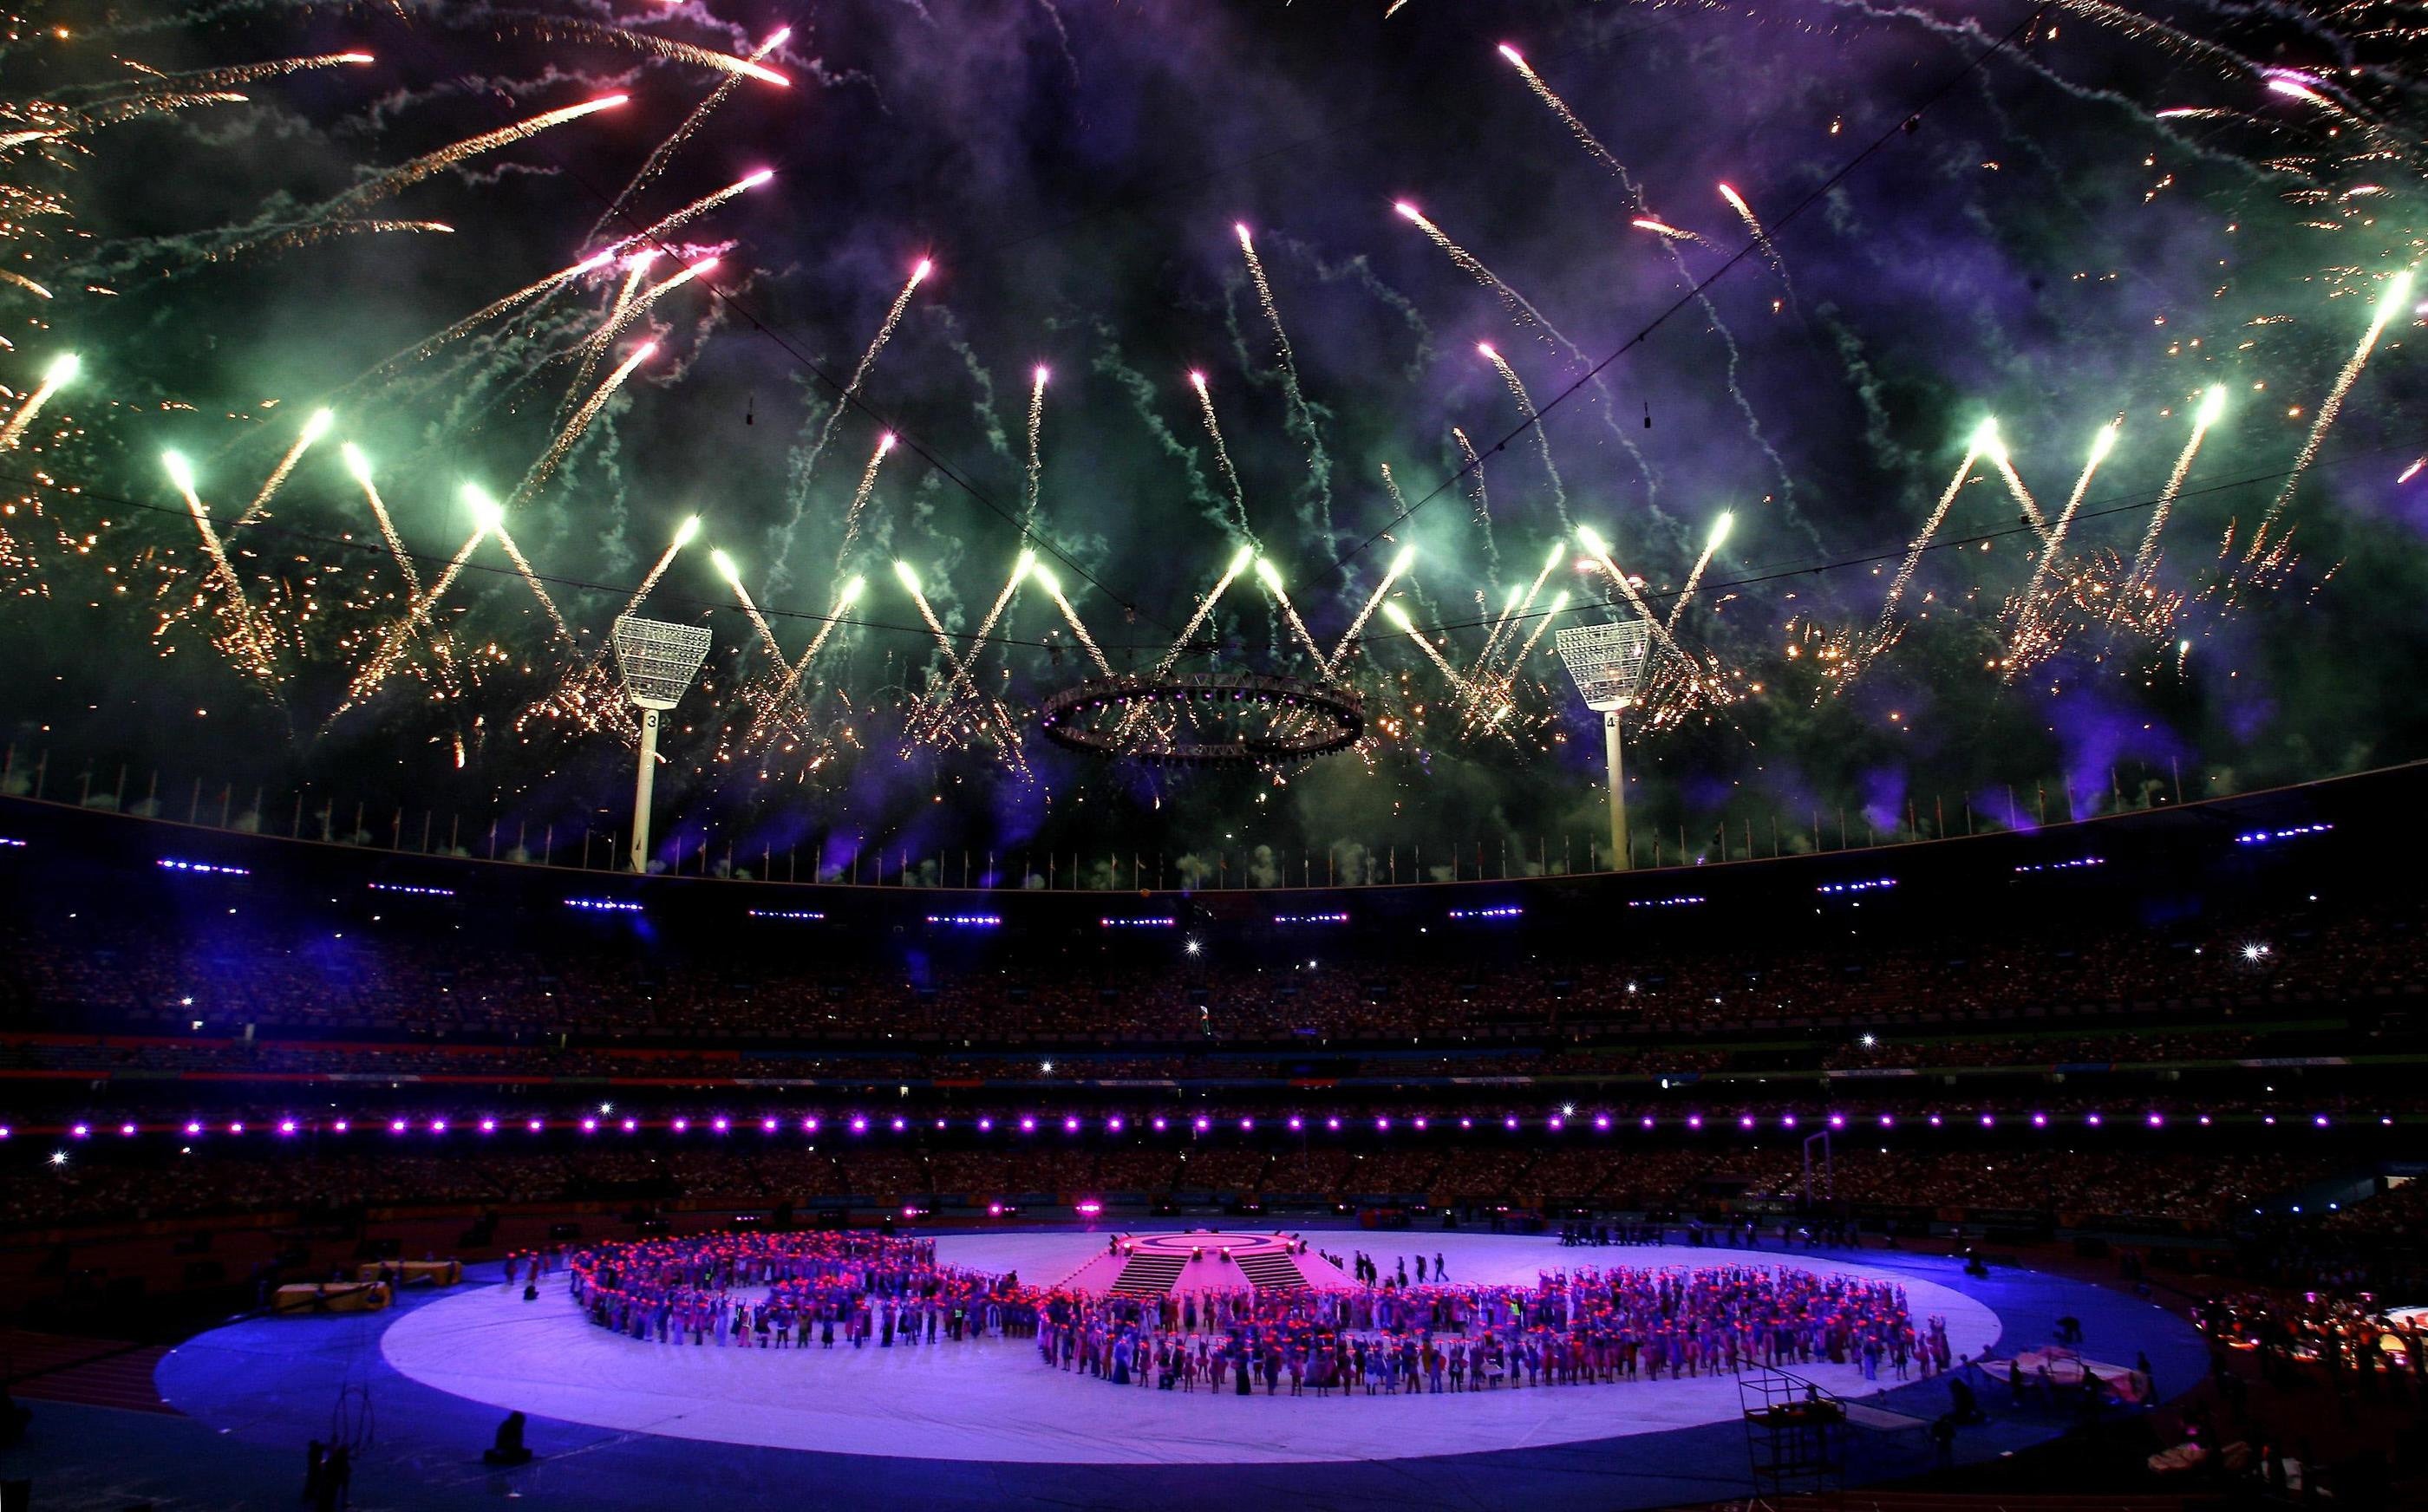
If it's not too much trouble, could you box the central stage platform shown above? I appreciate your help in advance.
[1051,1229,1358,1296]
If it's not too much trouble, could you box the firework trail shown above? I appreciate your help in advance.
[1378,461,1411,516]
[1479,343,1570,531]
[2006,419,2123,668]
[621,516,700,615]
[1152,545,1253,679]
[1987,440,2052,540]
[1502,588,1569,674]
[338,443,420,596]
[1716,182,1792,295]
[160,452,274,680]
[1393,201,1565,343]
[1631,217,1717,250]
[2249,266,2413,556]
[1665,512,1733,632]
[1474,538,1563,679]
[100,51,372,93]
[54,91,249,131]
[1032,564,1113,676]
[1576,525,1688,665]
[833,432,897,565]
[784,576,863,694]
[355,251,614,381]
[1869,434,1987,661]
[1022,366,1048,525]
[1328,544,1414,674]
[323,94,626,218]
[1450,425,1499,578]
[232,407,332,528]
[1501,44,1798,524]
[1469,587,1572,725]
[1189,370,1257,539]
[587,29,788,242]
[578,259,713,358]
[771,260,930,590]
[558,251,662,403]
[209,218,453,263]
[598,170,773,257]
[345,504,492,707]
[890,559,1024,757]
[0,352,75,453]
[714,551,786,663]
[1380,601,1481,704]
[910,552,1031,736]
[1253,557,1328,668]
[486,15,789,87]
[517,342,656,505]
[487,511,573,644]
[1236,223,1334,540]
[2124,391,2223,597]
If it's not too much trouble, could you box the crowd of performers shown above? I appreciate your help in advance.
[563,1229,1947,1404]
[1034,1263,1945,1397]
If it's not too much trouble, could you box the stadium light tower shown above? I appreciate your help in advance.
[1554,618,1654,870]
[610,615,713,874]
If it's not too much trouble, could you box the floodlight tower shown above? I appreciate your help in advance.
[1554,619,1654,870]
[610,615,713,874]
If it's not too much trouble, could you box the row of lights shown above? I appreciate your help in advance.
[564,897,643,913]
[16,1108,2386,1143]
[1270,913,1350,926]
[747,909,826,922]
[1628,895,1707,909]
[1446,906,1524,921]
[369,882,456,897]
[2013,857,2105,875]
[1816,878,1896,896]
[2235,824,2334,845]
[158,858,249,877]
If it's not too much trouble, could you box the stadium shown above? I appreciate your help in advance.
[0,2,2423,1509]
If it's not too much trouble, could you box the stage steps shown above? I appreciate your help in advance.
[0,1329,177,1415]
[1110,1252,1188,1296]
[1232,1249,1307,1291]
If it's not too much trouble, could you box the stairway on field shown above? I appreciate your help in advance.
[1111,1251,1188,1297]
[0,1330,177,1415]
[1232,1249,1306,1291]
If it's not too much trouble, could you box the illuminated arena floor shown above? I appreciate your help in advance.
[374,1237,2002,1463]
[3,1232,2209,1512]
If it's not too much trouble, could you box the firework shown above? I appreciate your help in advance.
[470,486,572,644]
[323,94,627,218]
[2124,390,2223,598]
[1380,600,1479,704]
[1449,425,1498,573]
[833,432,897,565]
[103,51,372,94]
[1152,544,1254,679]
[2018,419,2123,614]
[1328,544,1415,674]
[588,28,788,240]
[2250,266,2414,555]
[1253,557,1328,667]
[1190,370,1256,539]
[160,452,273,680]
[0,351,75,453]
[785,576,864,693]
[491,16,788,88]
[579,258,715,358]
[345,493,493,707]
[1987,439,2051,540]
[1631,216,1714,249]
[598,171,773,258]
[774,260,930,587]
[1030,563,1112,676]
[1574,525,1687,665]
[714,550,786,663]
[912,551,1031,737]
[1394,201,1564,339]
[1503,588,1570,673]
[1666,512,1733,631]
[1237,223,1333,536]
[517,342,656,505]
[1479,343,1570,530]
[355,251,613,381]
[0,270,54,300]
[1715,182,1785,284]
[623,515,700,616]
[339,443,421,596]
[1869,429,1987,662]
[232,407,332,528]
[1474,538,1563,678]
[1023,366,1048,525]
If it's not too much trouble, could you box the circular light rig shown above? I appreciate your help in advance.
[1037,670,1364,767]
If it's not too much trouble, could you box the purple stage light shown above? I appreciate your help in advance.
[974,1117,990,1132]
[479,1118,497,1134]
[1066,1116,1082,1133]
[672,1118,689,1133]
[529,1118,545,1133]
[1642,1116,1655,1130]
[805,1117,822,1133]
[1447,905,1523,921]
[1018,1116,1035,1133]
[70,1124,88,1139]
[891,1117,907,1132]
[157,857,249,877]
[621,1117,637,1132]
[1979,1113,1995,1127]
[563,896,643,913]
[428,1118,446,1134]
[186,1120,204,1136]
[118,1123,136,1137]
[1238,1117,1253,1131]
[1076,1200,1104,1215]
[1460,1117,1474,1130]
[761,1118,779,1133]
[2314,1114,2330,1127]
[2198,1115,2212,1127]
[227,1121,244,1135]
[1287,1116,1303,1131]
[278,1119,298,1136]
[1192,1116,1211,1131]
[388,1118,408,1135]
[712,1117,730,1133]
[853,1116,871,1134]
[1878,1114,1895,1128]
[2147,1112,2164,1127]
[1375,1116,1391,1131]
[1782,1114,1798,1128]
[2033,1112,2049,1127]
[1151,1116,1167,1131]
[1549,1115,1564,1131]
[1828,1114,1845,1129]
[1687,1115,1703,1130]
[331,1119,348,1134]
[1413,1116,1428,1131]
[582,1118,598,1132]
[1738,1115,1754,1130]
[1108,1116,1125,1132]
[1326,1117,1341,1131]
[2086,1112,2102,1126]
[1594,1114,1611,1131]
[1928,1114,1942,1126]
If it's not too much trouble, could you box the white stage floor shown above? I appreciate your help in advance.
[379,1234,2000,1465]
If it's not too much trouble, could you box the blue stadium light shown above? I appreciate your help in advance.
[565,896,643,913]
[158,858,249,877]
[1817,877,1896,896]
[1448,905,1523,921]
[2234,823,2333,845]
[927,914,1002,928]
[1627,894,1706,909]
[747,908,826,922]
[0,837,26,848]
[369,882,456,896]
[1272,911,1349,925]
[2012,857,2104,875]
[1098,915,1175,928]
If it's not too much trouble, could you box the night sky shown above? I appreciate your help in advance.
[0,0,2421,882]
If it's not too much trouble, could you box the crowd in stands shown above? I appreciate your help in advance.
[3,891,2416,1046]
